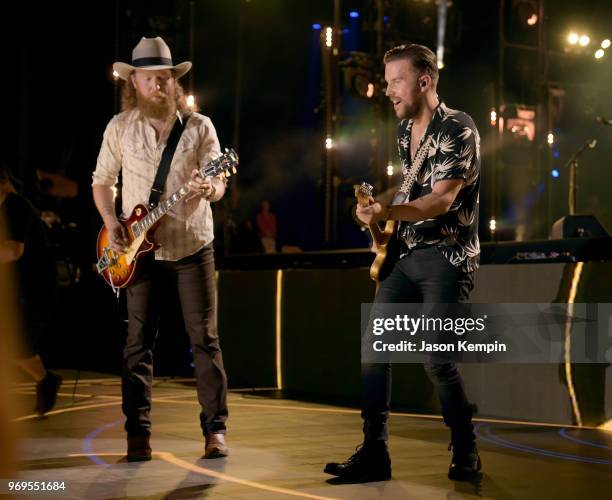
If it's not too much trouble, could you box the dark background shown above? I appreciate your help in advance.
[5,0,612,251]
[3,0,612,373]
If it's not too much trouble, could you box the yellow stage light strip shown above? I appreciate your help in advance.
[14,376,201,388]
[565,261,584,427]
[276,270,284,390]
[13,392,198,421]
[69,451,339,500]
[152,398,607,431]
[15,401,122,422]
[599,419,612,431]
[14,387,608,431]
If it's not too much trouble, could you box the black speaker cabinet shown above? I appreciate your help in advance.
[551,215,609,239]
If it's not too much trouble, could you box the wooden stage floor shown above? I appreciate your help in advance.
[10,372,612,499]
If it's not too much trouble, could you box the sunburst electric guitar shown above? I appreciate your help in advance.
[96,148,239,291]
[355,182,401,290]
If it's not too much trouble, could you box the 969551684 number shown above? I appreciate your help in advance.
[6,481,66,492]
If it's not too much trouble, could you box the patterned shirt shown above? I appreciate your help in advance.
[92,109,221,261]
[395,102,481,272]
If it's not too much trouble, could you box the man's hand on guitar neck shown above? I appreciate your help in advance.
[356,200,390,226]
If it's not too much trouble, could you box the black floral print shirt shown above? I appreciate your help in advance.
[395,102,481,272]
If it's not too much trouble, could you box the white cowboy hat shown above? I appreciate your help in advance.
[113,36,192,80]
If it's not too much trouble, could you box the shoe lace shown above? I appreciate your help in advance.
[343,443,367,466]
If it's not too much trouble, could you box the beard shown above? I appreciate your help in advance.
[136,90,176,120]
[395,98,421,120]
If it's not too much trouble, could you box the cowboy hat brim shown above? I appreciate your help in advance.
[113,61,192,81]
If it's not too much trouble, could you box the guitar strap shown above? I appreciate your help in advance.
[397,133,433,202]
[148,112,191,209]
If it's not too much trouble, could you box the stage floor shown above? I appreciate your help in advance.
[11,372,612,499]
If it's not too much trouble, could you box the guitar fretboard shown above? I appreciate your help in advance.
[132,185,191,237]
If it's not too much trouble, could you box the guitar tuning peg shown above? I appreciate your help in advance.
[225,170,230,177]
[232,166,237,174]
[224,147,228,153]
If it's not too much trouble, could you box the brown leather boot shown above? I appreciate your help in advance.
[203,433,228,459]
[127,435,152,462]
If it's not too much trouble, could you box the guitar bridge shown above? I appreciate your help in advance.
[96,247,118,274]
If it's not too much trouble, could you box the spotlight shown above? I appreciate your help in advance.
[366,83,375,98]
[514,0,538,28]
[386,163,394,176]
[579,34,590,46]
[349,11,359,19]
[490,108,497,126]
[602,39,611,49]
[547,132,554,145]
[568,32,579,45]
[325,137,333,149]
[312,23,321,30]
[551,169,560,178]
[595,49,605,59]
[186,95,196,109]
[325,27,333,47]
[489,218,496,232]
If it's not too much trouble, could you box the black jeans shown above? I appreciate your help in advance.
[122,244,228,438]
[362,246,475,447]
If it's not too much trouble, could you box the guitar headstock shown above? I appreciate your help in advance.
[354,182,374,207]
[202,148,239,179]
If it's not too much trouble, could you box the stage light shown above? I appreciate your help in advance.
[547,132,554,145]
[602,39,611,49]
[386,163,394,176]
[366,83,375,98]
[437,60,445,69]
[186,95,196,109]
[325,137,333,149]
[567,32,579,45]
[112,70,119,79]
[551,169,560,178]
[312,23,321,30]
[595,49,605,59]
[490,108,497,126]
[325,27,333,47]
[489,218,496,232]
[579,34,590,46]
[526,14,538,25]
[349,11,359,19]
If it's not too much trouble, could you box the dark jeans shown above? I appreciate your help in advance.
[362,246,475,447]
[122,244,228,438]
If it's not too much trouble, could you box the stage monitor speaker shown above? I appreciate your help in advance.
[550,215,609,239]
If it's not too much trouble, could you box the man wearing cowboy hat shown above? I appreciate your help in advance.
[92,36,229,462]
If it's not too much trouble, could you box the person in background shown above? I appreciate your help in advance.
[0,160,62,415]
[255,199,277,253]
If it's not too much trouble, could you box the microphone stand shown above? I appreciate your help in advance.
[566,138,597,215]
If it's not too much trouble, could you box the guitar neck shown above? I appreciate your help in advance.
[135,183,191,235]
[135,156,228,235]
